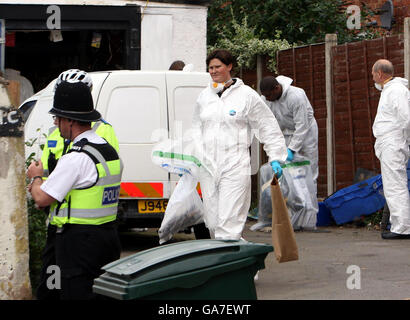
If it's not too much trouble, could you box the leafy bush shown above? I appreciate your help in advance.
[25,137,47,294]
[27,199,47,293]
[208,0,385,47]
[208,13,291,72]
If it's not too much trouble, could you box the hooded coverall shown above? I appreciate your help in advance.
[262,76,319,193]
[373,77,410,234]
[192,78,288,240]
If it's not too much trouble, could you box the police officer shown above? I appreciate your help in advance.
[27,81,123,300]
[42,69,119,179]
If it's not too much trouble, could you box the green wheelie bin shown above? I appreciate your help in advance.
[93,239,273,300]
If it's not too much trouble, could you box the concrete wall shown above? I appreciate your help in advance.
[351,0,410,33]
[0,83,31,299]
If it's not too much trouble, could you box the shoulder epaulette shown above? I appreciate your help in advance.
[68,138,89,153]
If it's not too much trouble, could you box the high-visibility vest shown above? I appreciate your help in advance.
[49,138,123,227]
[42,120,120,177]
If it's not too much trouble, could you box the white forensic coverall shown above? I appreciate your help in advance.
[192,78,288,240]
[373,77,410,234]
[262,76,319,192]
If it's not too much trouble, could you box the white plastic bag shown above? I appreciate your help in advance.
[151,138,216,178]
[250,162,275,231]
[152,138,212,244]
[152,139,202,177]
[283,158,318,230]
[158,174,204,244]
[251,157,318,231]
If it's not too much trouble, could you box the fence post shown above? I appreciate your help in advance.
[325,34,337,195]
[252,55,263,208]
[0,79,32,299]
[405,17,410,87]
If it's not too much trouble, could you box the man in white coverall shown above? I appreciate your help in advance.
[372,59,410,240]
[260,76,319,194]
[192,49,288,240]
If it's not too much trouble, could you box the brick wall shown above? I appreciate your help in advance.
[351,0,410,33]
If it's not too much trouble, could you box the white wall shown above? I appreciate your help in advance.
[1,0,208,72]
[141,6,207,71]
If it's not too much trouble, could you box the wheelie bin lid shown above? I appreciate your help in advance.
[99,239,272,284]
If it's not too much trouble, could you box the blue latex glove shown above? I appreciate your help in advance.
[286,148,294,162]
[270,161,283,178]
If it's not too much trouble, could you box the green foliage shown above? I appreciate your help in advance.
[24,129,46,166]
[208,13,291,72]
[25,137,47,294]
[363,209,383,227]
[27,198,47,293]
[208,0,385,47]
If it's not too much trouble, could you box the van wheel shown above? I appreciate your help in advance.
[193,223,211,239]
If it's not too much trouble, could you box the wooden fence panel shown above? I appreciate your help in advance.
[332,35,404,190]
[277,43,327,197]
[241,35,404,199]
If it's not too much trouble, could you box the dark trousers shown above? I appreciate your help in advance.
[36,222,121,300]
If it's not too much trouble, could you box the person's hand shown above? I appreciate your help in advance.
[286,148,294,162]
[270,161,282,178]
[27,160,43,179]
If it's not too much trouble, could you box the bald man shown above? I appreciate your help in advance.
[372,59,410,239]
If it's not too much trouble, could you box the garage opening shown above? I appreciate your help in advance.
[0,4,140,96]
[6,29,125,92]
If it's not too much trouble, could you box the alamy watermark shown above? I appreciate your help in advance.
[46,265,61,290]
[346,5,361,30]
[346,265,361,290]
[151,120,263,175]
[46,5,61,30]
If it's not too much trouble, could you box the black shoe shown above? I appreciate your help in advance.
[381,231,410,239]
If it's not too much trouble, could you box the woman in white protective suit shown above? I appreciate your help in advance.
[192,49,288,240]
[259,75,319,194]
[372,59,410,240]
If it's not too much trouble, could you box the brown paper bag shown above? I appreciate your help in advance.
[270,174,299,263]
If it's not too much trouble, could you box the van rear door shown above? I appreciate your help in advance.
[96,71,170,201]
[165,71,210,192]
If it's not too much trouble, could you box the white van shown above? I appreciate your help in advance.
[20,70,211,232]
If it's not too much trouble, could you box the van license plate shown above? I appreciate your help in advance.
[138,200,168,213]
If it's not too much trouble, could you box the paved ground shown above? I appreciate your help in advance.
[245,222,410,300]
[119,220,410,300]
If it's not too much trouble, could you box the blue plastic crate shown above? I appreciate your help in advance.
[324,175,386,225]
[407,160,410,189]
[316,202,333,226]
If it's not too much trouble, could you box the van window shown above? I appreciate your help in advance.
[173,87,204,135]
[106,87,161,144]
[19,100,37,122]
